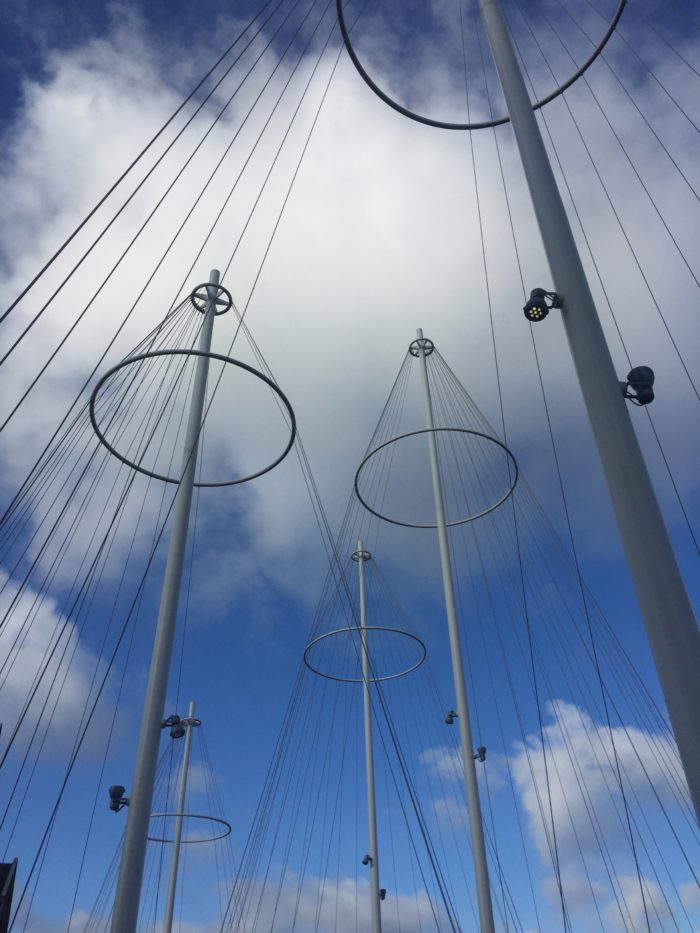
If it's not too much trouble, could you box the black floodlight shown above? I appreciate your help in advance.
[362,854,372,866]
[380,889,387,901]
[622,366,655,406]
[473,746,487,763]
[108,785,128,812]
[162,713,186,739]
[444,710,458,725]
[523,288,561,322]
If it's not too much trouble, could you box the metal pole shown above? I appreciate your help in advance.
[478,0,700,820]
[354,542,383,933]
[162,701,197,933]
[414,330,495,933]
[111,271,221,933]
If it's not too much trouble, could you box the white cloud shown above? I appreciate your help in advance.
[510,698,687,864]
[0,7,698,932]
[510,699,697,930]
[0,569,110,754]
[420,743,462,780]
[680,880,700,911]
[227,871,450,933]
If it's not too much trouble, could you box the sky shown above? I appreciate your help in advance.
[0,0,699,930]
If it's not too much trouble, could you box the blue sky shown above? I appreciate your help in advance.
[0,0,699,930]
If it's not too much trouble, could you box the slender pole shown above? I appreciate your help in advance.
[478,0,700,820]
[414,331,495,933]
[354,542,383,933]
[162,701,197,933]
[111,271,220,933]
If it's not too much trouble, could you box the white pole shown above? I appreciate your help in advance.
[111,271,220,933]
[414,331,495,933]
[478,0,700,820]
[354,542,383,933]
[162,701,197,933]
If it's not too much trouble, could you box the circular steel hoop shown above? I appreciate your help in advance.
[336,0,627,130]
[90,349,296,487]
[304,626,426,683]
[148,812,232,844]
[190,282,233,316]
[354,428,518,528]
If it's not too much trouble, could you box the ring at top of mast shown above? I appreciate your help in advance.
[336,0,627,130]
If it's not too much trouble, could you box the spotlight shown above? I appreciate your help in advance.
[162,714,186,739]
[444,710,458,725]
[362,854,372,866]
[473,746,487,763]
[108,785,128,812]
[523,288,561,323]
[622,366,655,406]
[380,889,387,901]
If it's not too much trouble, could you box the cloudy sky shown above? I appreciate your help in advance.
[0,0,698,930]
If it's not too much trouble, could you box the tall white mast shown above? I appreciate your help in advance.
[352,542,383,933]
[162,701,199,933]
[413,330,495,933]
[111,272,221,933]
[477,0,700,820]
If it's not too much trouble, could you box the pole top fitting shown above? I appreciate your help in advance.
[181,716,202,728]
[351,548,372,562]
[409,335,435,357]
[190,280,233,316]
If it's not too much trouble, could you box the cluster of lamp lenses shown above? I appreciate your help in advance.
[523,287,560,322]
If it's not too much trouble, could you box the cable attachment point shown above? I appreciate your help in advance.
[409,336,435,357]
[620,366,655,406]
[190,281,233,316]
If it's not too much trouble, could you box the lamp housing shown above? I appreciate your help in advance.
[624,366,655,406]
[108,785,128,812]
[162,713,186,739]
[523,287,561,322]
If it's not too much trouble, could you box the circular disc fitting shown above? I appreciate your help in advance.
[90,349,296,487]
[336,0,627,130]
[304,626,426,683]
[355,428,518,528]
[148,812,232,844]
[351,549,372,562]
[409,337,434,357]
[190,282,233,316]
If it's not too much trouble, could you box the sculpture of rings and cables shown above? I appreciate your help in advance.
[354,428,518,528]
[90,350,296,487]
[148,813,232,844]
[304,625,427,683]
[336,0,627,130]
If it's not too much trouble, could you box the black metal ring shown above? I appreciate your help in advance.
[336,0,627,130]
[90,350,296,487]
[354,428,518,528]
[190,282,233,316]
[148,813,232,844]
[304,626,427,683]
